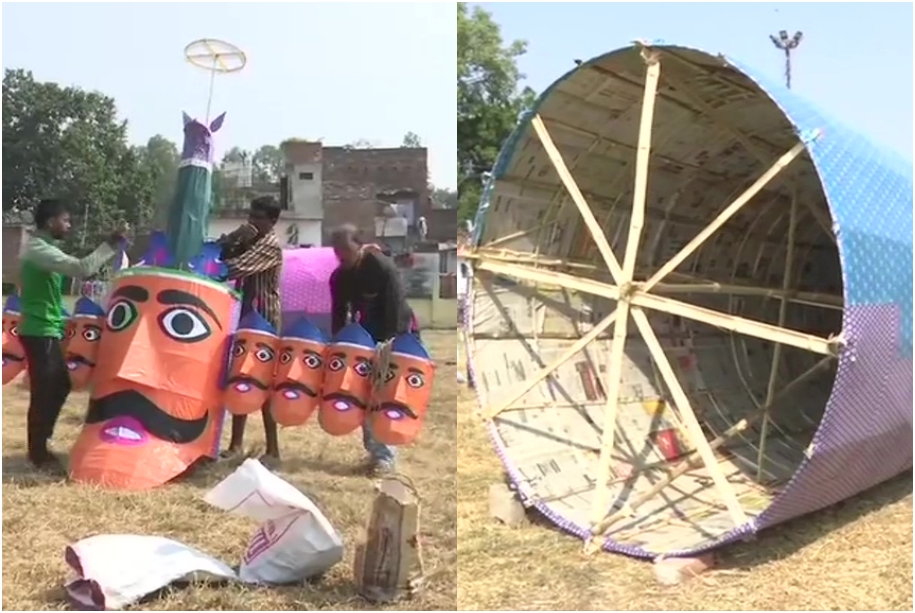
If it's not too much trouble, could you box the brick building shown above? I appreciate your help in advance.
[280,140,454,248]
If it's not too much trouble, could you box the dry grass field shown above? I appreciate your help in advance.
[2,331,457,611]
[456,372,913,611]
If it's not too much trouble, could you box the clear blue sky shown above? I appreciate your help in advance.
[477,1,913,160]
[2,2,457,188]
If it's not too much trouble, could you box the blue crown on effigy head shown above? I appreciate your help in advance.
[332,322,374,348]
[138,230,229,282]
[74,297,105,317]
[4,294,20,315]
[392,333,430,360]
[284,317,328,343]
[237,310,277,336]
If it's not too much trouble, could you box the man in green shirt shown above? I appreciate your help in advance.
[18,199,126,472]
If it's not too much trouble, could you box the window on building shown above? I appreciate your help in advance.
[298,171,314,181]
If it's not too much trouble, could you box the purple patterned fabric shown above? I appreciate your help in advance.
[280,247,339,336]
[180,111,225,166]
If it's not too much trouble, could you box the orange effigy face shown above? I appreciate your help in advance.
[368,334,435,446]
[2,295,25,385]
[223,312,278,416]
[270,318,328,427]
[65,298,106,391]
[69,268,238,491]
[317,323,375,436]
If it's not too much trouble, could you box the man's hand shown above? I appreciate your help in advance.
[229,222,258,243]
[360,243,384,256]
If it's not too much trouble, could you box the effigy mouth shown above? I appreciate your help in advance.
[87,390,208,445]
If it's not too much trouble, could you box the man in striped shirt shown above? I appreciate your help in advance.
[219,196,284,466]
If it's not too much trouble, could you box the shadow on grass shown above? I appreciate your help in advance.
[1,454,68,488]
[717,470,913,570]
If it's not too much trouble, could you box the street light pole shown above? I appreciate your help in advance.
[769,30,803,89]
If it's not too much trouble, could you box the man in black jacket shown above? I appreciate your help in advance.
[329,224,414,476]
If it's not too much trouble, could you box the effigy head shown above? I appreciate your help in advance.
[2,294,25,385]
[65,297,106,391]
[271,317,328,427]
[181,111,226,166]
[318,323,375,436]
[223,310,279,417]
[368,333,435,446]
[69,267,239,491]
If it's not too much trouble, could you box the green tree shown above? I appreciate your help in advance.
[1,69,153,251]
[141,134,180,229]
[457,3,535,222]
[143,134,180,211]
[402,131,423,147]
[252,144,283,184]
[431,186,458,209]
[222,146,250,164]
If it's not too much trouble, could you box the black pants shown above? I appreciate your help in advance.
[20,335,72,459]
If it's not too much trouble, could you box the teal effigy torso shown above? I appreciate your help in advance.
[167,111,226,269]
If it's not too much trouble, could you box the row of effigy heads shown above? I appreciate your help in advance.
[223,311,434,445]
[2,286,435,449]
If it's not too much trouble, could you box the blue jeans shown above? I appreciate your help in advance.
[363,425,396,466]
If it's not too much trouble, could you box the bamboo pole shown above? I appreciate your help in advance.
[475,260,620,300]
[484,310,619,420]
[757,192,799,480]
[629,306,749,528]
[530,114,624,283]
[630,290,839,356]
[656,53,836,244]
[585,355,835,549]
[647,141,807,287]
[649,282,843,310]
[591,53,661,525]
[475,258,839,358]
[470,250,843,310]
[480,226,545,250]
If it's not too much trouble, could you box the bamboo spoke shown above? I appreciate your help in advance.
[591,53,661,526]
[475,257,838,356]
[757,192,799,480]
[475,259,620,301]
[484,310,620,420]
[658,53,835,245]
[647,141,808,287]
[530,114,624,283]
[469,250,843,310]
[480,226,545,250]
[649,282,843,311]
[629,306,749,528]
[586,355,835,546]
[630,290,840,356]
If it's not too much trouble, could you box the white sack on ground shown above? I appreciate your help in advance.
[63,534,237,610]
[204,458,345,584]
[63,460,344,609]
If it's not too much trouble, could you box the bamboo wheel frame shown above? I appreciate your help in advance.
[468,45,844,554]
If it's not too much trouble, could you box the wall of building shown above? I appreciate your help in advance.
[207,217,322,248]
[410,297,457,329]
[321,147,429,245]
[281,140,324,221]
